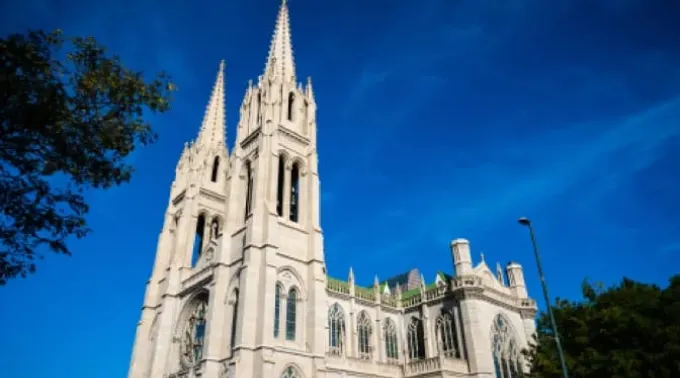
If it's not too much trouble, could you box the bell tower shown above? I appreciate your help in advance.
[128,2,327,378]
[222,0,328,376]
[127,61,229,378]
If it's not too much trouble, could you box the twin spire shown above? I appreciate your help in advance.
[196,60,226,150]
[263,0,296,82]
[195,0,297,147]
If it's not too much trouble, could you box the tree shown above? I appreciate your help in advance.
[0,29,175,285]
[525,275,680,378]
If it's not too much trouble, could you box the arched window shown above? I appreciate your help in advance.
[230,288,239,351]
[407,317,425,360]
[491,314,523,378]
[436,311,460,358]
[281,366,301,378]
[274,283,282,338]
[356,311,372,359]
[328,303,346,356]
[287,92,295,121]
[180,292,209,367]
[383,318,399,363]
[211,156,220,182]
[256,93,262,123]
[276,155,285,217]
[289,163,300,222]
[192,214,206,266]
[285,288,297,340]
[244,161,254,220]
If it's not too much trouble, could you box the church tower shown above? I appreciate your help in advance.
[128,1,327,377]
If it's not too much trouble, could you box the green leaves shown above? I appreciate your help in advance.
[525,275,680,378]
[0,29,175,285]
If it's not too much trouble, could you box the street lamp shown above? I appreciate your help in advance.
[517,217,570,378]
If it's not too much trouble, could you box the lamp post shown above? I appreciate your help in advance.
[517,217,569,378]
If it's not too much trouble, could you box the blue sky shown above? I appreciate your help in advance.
[2,0,679,377]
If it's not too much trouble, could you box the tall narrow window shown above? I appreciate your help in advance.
[285,288,297,340]
[287,92,295,121]
[356,311,372,359]
[274,283,282,338]
[384,318,399,363]
[211,156,220,182]
[491,314,523,378]
[328,303,346,356]
[276,155,285,217]
[289,163,299,222]
[244,161,254,220]
[257,93,262,123]
[407,317,426,360]
[180,293,209,367]
[192,214,206,266]
[230,288,239,351]
[436,311,460,358]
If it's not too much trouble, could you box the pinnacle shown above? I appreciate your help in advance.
[263,0,296,82]
[196,60,227,150]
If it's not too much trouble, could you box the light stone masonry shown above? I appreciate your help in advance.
[126,2,538,378]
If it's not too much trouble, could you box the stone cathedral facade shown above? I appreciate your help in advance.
[127,2,538,378]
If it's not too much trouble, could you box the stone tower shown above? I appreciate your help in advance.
[127,1,327,377]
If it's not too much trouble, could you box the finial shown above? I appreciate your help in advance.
[282,0,287,5]
[219,59,225,71]
[373,275,380,288]
[348,266,354,281]
[480,252,485,263]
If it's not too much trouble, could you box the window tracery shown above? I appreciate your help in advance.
[180,294,209,367]
[407,317,425,360]
[356,311,372,359]
[436,311,460,358]
[383,318,399,363]
[328,303,346,356]
[491,314,523,378]
[281,366,300,378]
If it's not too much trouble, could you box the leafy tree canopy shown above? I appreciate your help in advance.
[0,29,175,285]
[525,275,680,378]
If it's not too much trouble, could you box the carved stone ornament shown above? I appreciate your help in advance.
[203,248,214,262]
[180,298,208,368]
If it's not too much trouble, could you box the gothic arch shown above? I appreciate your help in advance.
[238,158,254,180]
[280,363,304,378]
[383,317,399,361]
[434,309,460,358]
[356,310,373,359]
[327,302,347,356]
[175,289,210,333]
[490,313,523,378]
[288,157,306,176]
[174,291,210,368]
[285,286,299,341]
[223,270,242,304]
[276,265,307,294]
[407,316,426,360]
[276,152,288,217]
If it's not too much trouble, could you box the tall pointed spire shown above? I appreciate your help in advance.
[263,0,296,82]
[196,60,227,149]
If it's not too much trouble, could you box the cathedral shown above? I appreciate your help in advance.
[127,2,538,378]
